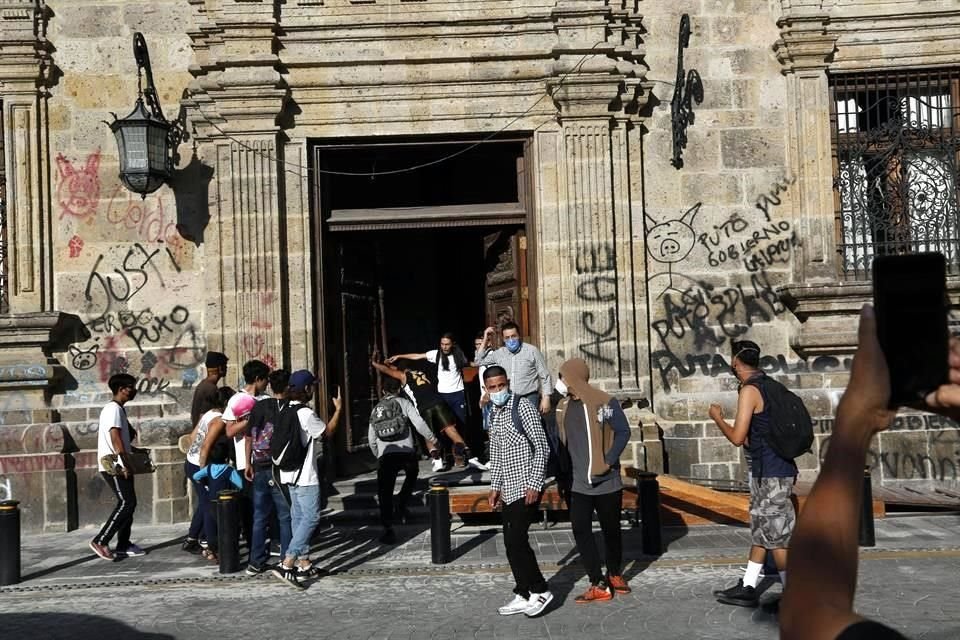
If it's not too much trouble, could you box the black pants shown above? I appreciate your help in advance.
[377,451,419,528]
[94,472,137,549]
[570,489,623,584]
[502,498,548,598]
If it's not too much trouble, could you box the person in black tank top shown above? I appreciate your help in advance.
[708,340,796,609]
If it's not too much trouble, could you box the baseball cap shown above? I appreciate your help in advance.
[289,370,317,392]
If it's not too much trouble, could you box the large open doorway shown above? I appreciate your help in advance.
[312,136,535,475]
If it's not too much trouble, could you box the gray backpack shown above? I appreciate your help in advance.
[371,396,410,442]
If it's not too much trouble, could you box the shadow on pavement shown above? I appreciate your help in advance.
[0,613,174,640]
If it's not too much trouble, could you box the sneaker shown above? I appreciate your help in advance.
[297,563,327,579]
[199,538,209,550]
[498,594,530,616]
[716,583,759,608]
[116,544,146,558]
[607,575,631,594]
[467,457,489,471]
[271,566,305,590]
[575,584,613,604]
[269,542,281,557]
[712,578,744,598]
[379,528,397,545]
[431,457,445,473]
[89,540,114,561]
[524,591,554,617]
[246,563,268,576]
[181,538,202,555]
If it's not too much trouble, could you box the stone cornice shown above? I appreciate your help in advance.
[0,0,53,94]
[773,14,838,74]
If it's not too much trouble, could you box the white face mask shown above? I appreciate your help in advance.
[555,378,568,396]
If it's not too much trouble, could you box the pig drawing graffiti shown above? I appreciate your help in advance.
[646,203,701,299]
[56,151,101,222]
[68,344,99,370]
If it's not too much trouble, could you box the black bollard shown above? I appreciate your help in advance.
[216,490,241,573]
[428,481,451,564]
[0,500,20,586]
[637,472,663,556]
[859,466,876,548]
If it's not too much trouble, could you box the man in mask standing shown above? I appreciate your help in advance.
[475,321,552,416]
[485,365,554,618]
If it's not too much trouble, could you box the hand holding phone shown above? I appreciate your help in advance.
[873,253,950,407]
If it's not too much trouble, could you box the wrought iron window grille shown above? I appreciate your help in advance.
[830,68,960,280]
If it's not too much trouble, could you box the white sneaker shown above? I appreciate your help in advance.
[431,457,444,473]
[524,591,554,617]
[498,594,530,616]
[467,457,489,471]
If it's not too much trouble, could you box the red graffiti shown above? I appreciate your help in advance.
[251,292,275,330]
[56,150,101,221]
[106,185,182,249]
[68,235,84,258]
[242,334,277,370]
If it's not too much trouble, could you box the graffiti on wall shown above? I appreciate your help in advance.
[575,243,618,373]
[646,203,701,299]
[56,151,101,222]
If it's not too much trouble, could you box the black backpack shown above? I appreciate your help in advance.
[753,376,814,460]
[371,396,410,442]
[270,403,309,472]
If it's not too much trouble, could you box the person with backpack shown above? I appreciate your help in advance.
[244,369,293,575]
[368,375,438,545]
[270,370,342,589]
[485,365,554,618]
[708,340,802,608]
[554,358,632,603]
[192,439,245,563]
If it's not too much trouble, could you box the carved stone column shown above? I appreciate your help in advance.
[186,0,290,372]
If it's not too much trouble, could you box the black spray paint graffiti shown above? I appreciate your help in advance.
[646,203,701,299]
[84,242,182,319]
[575,243,618,370]
[653,351,851,392]
[755,173,797,222]
[816,416,960,481]
[68,344,99,370]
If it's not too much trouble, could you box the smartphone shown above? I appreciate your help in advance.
[873,253,949,407]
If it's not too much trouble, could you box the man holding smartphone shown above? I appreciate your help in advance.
[708,340,797,608]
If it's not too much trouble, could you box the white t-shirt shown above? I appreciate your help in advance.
[426,349,464,394]
[186,409,222,467]
[278,402,327,487]
[97,401,132,471]
[223,390,271,471]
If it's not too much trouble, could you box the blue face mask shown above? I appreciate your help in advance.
[490,389,511,406]
[505,337,521,353]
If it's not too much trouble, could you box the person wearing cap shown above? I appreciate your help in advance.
[709,340,798,608]
[554,358,632,603]
[271,370,342,589]
[191,351,229,429]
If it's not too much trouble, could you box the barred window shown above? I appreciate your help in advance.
[830,68,960,280]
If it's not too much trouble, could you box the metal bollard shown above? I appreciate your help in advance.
[637,472,663,556]
[428,480,451,564]
[216,490,241,573]
[858,466,876,547]
[0,500,20,586]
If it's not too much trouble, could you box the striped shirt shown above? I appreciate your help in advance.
[474,343,552,397]
[488,394,549,505]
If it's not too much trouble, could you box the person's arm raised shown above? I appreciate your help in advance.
[386,353,427,364]
[708,386,757,447]
[781,305,897,640]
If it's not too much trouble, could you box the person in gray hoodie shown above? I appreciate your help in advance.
[555,358,632,603]
[368,375,438,545]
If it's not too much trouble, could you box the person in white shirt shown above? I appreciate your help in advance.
[271,370,342,589]
[90,373,146,561]
[389,333,470,426]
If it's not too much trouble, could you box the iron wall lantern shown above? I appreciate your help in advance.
[106,32,184,197]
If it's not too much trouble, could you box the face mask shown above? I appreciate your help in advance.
[505,337,521,353]
[490,389,511,406]
[555,378,568,396]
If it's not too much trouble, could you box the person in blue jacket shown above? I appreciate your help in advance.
[193,440,244,563]
[554,358,632,603]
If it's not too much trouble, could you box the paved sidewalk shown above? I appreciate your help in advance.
[1,515,958,639]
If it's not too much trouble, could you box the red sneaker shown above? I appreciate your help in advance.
[608,574,631,594]
[574,584,613,603]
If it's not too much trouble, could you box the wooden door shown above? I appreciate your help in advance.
[483,228,529,335]
[338,244,385,453]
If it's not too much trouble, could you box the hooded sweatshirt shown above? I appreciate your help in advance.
[555,359,631,494]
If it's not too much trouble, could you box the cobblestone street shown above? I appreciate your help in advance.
[2,516,959,639]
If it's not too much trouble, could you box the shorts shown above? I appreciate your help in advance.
[420,402,457,436]
[749,476,796,549]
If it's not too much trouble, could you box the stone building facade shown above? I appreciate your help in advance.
[0,0,958,530]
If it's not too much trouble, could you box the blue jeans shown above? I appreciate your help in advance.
[250,466,292,567]
[184,460,207,540]
[287,484,321,560]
